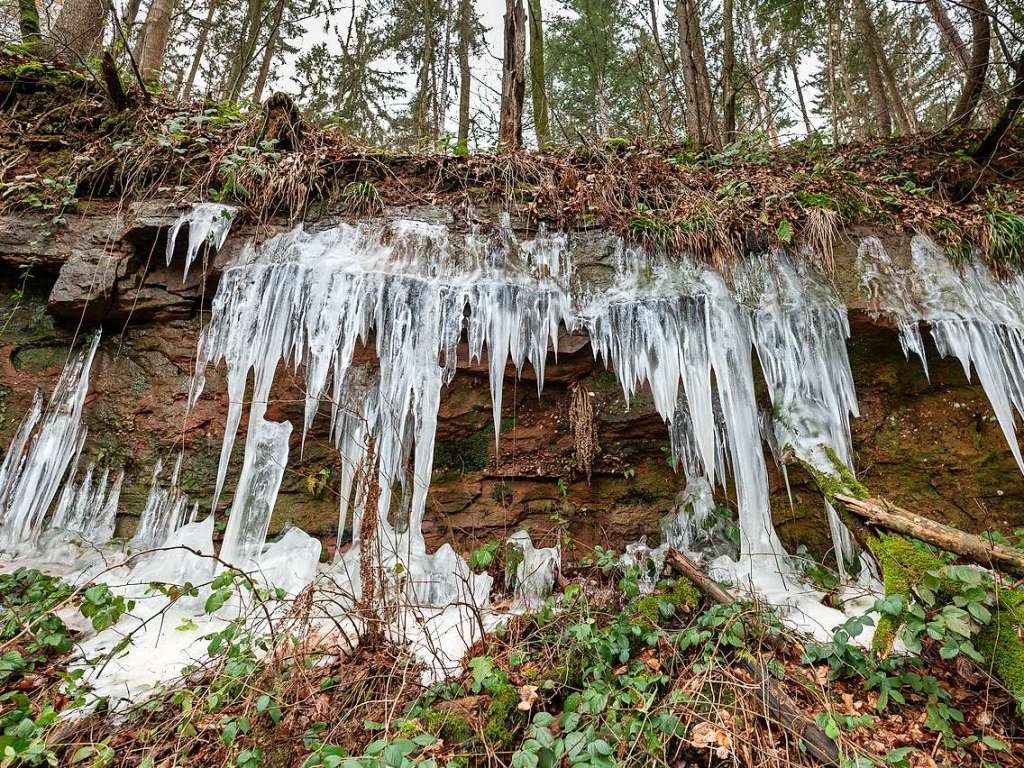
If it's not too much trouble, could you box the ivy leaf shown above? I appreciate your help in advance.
[967,602,991,624]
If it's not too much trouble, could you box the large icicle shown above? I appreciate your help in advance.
[219,416,292,567]
[0,334,101,555]
[195,222,569,562]
[738,252,860,574]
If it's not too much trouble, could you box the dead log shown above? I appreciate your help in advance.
[665,547,734,606]
[835,495,1024,577]
[665,549,841,766]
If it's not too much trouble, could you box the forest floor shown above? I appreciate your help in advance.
[2,548,1023,768]
[1,46,1023,274]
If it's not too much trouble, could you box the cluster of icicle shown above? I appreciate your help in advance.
[859,234,1024,474]
[183,217,868,640]
[0,335,104,556]
[0,204,239,564]
[0,332,200,564]
[5,203,1024,703]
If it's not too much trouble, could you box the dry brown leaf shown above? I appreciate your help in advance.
[517,684,538,712]
[689,721,733,759]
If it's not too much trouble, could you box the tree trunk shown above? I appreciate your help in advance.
[972,53,1024,163]
[926,0,969,72]
[252,0,286,103]
[790,55,813,135]
[686,0,719,148]
[665,549,841,767]
[836,496,1024,577]
[49,0,108,64]
[949,0,991,128]
[498,0,526,149]
[413,0,435,140]
[227,0,268,101]
[674,0,701,143]
[721,0,736,142]
[826,2,840,142]
[743,11,777,146]
[122,0,142,39]
[138,0,174,82]
[647,0,673,135]
[438,4,453,141]
[675,0,719,148]
[526,0,549,149]
[18,0,41,49]
[457,0,472,150]
[182,0,217,98]
[875,35,917,133]
[851,0,892,136]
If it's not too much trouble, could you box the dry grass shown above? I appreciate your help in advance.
[2,49,1022,272]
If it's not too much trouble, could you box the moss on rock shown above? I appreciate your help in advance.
[434,432,489,474]
[482,682,519,745]
[632,578,701,628]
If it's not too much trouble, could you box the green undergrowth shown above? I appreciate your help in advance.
[867,532,1024,705]
[3,550,1024,767]
[797,445,1024,712]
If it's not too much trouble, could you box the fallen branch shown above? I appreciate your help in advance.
[665,549,841,766]
[835,495,1024,577]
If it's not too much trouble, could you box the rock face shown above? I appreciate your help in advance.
[0,204,1021,564]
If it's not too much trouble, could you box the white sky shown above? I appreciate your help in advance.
[278,0,512,141]
[250,0,821,145]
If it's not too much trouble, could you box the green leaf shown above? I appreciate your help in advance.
[205,588,231,614]
[776,219,794,244]
[981,735,1008,750]
[967,602,992,624]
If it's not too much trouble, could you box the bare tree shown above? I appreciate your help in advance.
[138,0,175,81]
[949,0,991,127]
[498,0,526,149]
[527,0,550,149]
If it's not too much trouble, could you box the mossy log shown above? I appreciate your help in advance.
[665,548,841,766]
[837,494,1024,577]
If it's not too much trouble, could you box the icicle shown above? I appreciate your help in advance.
[506,531,560,609]
[166,203,237,282]
[0,334,100,555]
[739,252,859,576]
[219,416,292,568]
[130,458,196,550]
[860,235,1024,474]
[47,464,122,546]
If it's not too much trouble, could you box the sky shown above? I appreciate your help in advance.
[280,0,513,141]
